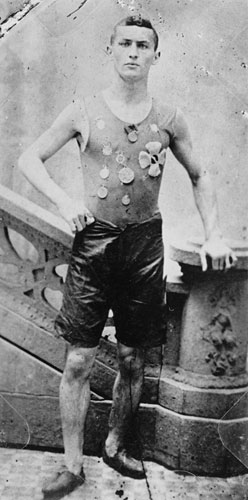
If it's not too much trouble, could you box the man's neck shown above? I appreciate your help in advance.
[107,72,150,104]
[103,75,152,123]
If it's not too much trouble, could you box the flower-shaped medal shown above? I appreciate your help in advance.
[139,141,166,177]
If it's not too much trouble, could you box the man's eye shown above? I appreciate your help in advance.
[139,44,148,49]
[119,42,130,47]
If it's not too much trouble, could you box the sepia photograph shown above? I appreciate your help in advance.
[0,0,248,498]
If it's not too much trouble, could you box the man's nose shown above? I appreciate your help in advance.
[129,43,138,58]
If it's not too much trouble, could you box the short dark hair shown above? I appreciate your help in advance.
[110,16,159,51]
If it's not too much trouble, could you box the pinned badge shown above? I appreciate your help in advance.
[116,152,126,164]
[102,142,112,156]
[97,186,108,199]
[122,194,131,206]
[124,124,139,143]
[128,131,138,143]
[118,167,135,184]
[100,166,110,179]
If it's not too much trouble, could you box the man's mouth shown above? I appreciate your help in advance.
[125,63,139,67]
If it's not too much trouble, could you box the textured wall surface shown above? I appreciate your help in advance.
[0,0,247,241]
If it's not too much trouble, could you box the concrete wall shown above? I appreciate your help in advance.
[0,0,247,241]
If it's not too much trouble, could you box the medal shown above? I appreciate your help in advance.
[102,143,112,156]
[128,131,138,143]
[100,166,110,179]
[97,186,108,199]
[118,167,135,184]
[124,124,139,143]
[122,194,131,206]
[116,152,126,164]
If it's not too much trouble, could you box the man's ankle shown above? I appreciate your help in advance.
[64,459,84,476]
[105,436,122,457]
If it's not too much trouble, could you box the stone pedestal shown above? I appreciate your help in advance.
[158,239,248,476]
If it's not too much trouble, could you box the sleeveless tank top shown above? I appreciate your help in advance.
[77,92,178,222]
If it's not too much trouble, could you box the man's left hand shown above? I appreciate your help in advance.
[199,237,237,271]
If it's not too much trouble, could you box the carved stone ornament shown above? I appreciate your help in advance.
[202,312,238,376]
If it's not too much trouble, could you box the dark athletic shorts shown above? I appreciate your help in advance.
[54,212,166,349]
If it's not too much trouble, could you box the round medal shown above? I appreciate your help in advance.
[97,186,108,199]
[100,166,110,179]
[128,131,138,143]
[118,167,135,184]
[122,194,131,206]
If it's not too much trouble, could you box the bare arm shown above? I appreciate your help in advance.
[170,109,236,270]
[18,100,94,232]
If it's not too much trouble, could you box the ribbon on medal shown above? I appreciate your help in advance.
[124,124,139,143]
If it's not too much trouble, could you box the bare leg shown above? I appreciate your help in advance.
[105,342,145,456]
[42,345,98,497]
[60,345,97,474]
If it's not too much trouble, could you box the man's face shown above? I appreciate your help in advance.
[110,25,159,82]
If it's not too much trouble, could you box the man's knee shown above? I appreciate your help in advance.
[63,345,97,383]
[118,345,145,379]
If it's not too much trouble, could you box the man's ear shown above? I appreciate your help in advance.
[152,51,161,65]
[106,45,112,56]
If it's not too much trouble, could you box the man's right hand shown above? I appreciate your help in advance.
[57,199,95,233]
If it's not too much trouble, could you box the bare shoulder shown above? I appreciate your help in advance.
[54,97,90,148]
[57,98,87,131]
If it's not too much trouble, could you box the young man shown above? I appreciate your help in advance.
[18,16,236,499]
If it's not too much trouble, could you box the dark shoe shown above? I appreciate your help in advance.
[102,446,145,479]
[42,466,85,499]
